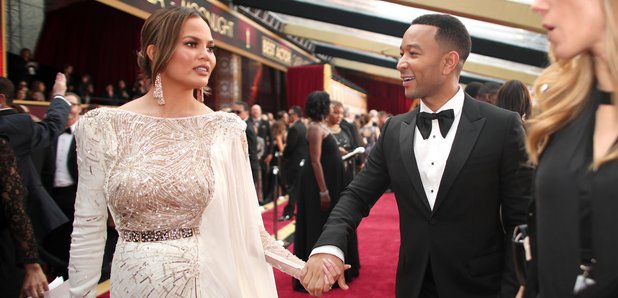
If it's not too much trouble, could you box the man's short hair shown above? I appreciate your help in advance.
[412,14,471,64]
[234,101,249,112]
[289,105,302,117]
[65,92,82,104]
[0,77,15,105]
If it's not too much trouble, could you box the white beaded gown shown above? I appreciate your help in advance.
[68,108,304,297]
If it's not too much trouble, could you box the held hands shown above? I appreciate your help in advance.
[300,253,351,297]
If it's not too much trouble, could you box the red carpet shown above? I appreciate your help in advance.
[274,193,399,297]
[97,194,399,297]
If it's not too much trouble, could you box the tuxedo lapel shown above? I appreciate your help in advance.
[433,96,485,213]
[399,111,431,212]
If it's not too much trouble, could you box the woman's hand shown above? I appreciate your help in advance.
[19,263,49,298]
[319,192,331,211]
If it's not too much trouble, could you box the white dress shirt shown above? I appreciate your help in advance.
[414,87,465,209]
[311,87,466,262]
[54,122,77,187]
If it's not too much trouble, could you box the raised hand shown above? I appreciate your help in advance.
[51,72,67,97]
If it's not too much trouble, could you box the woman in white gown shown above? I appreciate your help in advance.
[68,7,309,297]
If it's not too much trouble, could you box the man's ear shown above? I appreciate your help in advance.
[0,94,6,106]
[442,51,461,75]
[146,45,156,62]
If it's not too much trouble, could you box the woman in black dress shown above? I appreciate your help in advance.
[294,91,359,290]
[0,137,49,298]
[527,0,618,297]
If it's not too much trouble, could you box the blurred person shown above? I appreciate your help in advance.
[496,80,532,120]
[15,88,28,100]
[68,8,306,297]
[249,104,274,203]
[29,80,46,100]
[276,110,289,126]
[132,77,149,99]
[301,14,532,297]
[101,83,115,99]
[116,80,131,101]
[62,64,76,92]
[30,91,45,102]
[77,74,94,103]
[477,82,502,104]
[377,110,390,131]
[279,105,307,221]
[0,137,49,298]
[523,0,618,297]
[359,113,380,157]
[0,74,70,257]
[232,101,261,199]
[294,91,357,291]
[464,81,483,98]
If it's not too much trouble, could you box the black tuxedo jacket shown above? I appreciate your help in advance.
[316,95,532,298]
[0,98,70,239]
[282,120,308,180]
[247,117,273,156]
[244,119,260,177]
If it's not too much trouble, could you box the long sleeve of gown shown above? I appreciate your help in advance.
[261,227,305,279]
[0,139,40,265]
[68,112,110,298]
[236,131,305,279]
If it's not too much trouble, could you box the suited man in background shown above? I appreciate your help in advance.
[301,14,532,298]
[0,73,70,282]
[41,92,81,277]
[248,104,274,203]
[278,105,308,221]
[232,101,260,199]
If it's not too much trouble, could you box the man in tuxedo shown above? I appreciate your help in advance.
[232,101,260,199]
[278,105,307,221]
[301,14,532,298]
[0,74,70,288]
[248,104,274,203]
[40,92,82,277]
[0,74,70,237]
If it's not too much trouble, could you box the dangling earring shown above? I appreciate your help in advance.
[154,74,165,105]
[197,87,205,103]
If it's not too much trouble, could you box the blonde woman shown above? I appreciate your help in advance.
[527,0,618,297]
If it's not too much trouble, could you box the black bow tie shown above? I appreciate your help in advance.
[64,127,72,134]
[416,109,455,140]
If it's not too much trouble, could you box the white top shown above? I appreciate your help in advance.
[53,122,77,187]
[414,87,465,209]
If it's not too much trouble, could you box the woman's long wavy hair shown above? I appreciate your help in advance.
[527,0,618,168]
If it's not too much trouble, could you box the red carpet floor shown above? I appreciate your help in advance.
[97,194,399,297]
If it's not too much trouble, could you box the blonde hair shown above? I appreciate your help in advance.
[527,0,618,168]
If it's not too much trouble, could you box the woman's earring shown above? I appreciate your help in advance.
[154,74,165,105]
[198,87,205,103]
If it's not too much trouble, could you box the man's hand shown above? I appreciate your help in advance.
[51,72,67,97]
[300,253,349,296]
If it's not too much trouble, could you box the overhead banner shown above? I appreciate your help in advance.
[98,0,316,70]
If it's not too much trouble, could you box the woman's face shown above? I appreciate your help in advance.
[327,105,344,125]
[532,0,606,60]
[162,17,216,90]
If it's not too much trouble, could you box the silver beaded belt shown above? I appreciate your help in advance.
[120,227,200,242]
